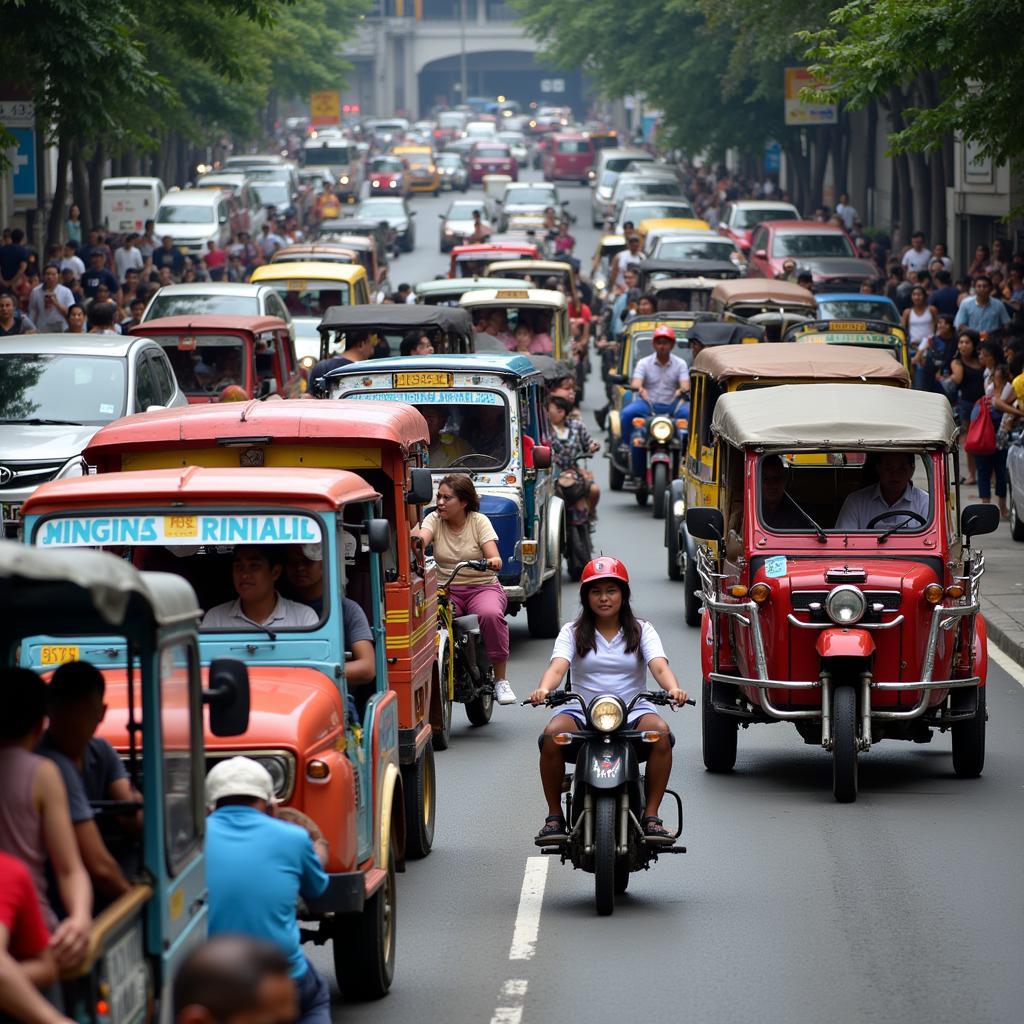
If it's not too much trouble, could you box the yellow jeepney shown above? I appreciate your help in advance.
[783,318,912,373]
[459,287,569,360]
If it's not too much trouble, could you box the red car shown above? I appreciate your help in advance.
[467,142,518,184]
[746,220,878,291]
[542,132,594,184]
[367,155,410,196]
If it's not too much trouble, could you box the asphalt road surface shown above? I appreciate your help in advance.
[309,171,1024,1024]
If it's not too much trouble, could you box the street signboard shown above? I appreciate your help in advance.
[0,99,35,127]
[9,127,36,200]
[539,79,565,94]
[310,90,340,127]
[784,68,836,126]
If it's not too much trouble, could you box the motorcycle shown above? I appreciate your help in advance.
[554,454,595,582]
[434,559,497,742]
[526,689,694,916]
[615,396,689,518]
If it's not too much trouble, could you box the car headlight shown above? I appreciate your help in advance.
[251,754,295,799]
[826,585,866,625]
[389,180,397,188]
[444,228,455,235]
[649,417,674,442]
[590,695,625,733]
[339,175,349,185]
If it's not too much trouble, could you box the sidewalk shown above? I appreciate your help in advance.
[979,518,1024,667]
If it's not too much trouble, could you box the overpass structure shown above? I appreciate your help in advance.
[342,1,583,118]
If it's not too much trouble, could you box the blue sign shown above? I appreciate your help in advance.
[764,142,781,176]
[10,127,36,200]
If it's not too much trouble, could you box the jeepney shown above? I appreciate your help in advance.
[590,233,626,304]
[484,259,579,307]
[783,318,912,373]
[684,384,999,801]
[670,343,912,626]
[459,287,569,360]
[3,540,249,1024]
[327,354,563,638]
[414,276,535,306]
[81,396,445,826]
[636,259,741,301]
[448,242,539,279]
[709,279,816,341]
[22,468,405,998]
[130,315,302,402]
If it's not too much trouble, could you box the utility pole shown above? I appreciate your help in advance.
[459,0,468,103]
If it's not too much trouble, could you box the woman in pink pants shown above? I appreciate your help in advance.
[413,474,515,705]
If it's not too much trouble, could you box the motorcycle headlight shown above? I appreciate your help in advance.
[649,417,673,442]
[594,277,606,292]
[826,585,866,625]
[299,355,316,370]
[339,175,350,185]
[590,695,625,733]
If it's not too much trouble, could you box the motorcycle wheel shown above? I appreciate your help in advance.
[651,463,668,519]
[666,504,682,581]
[465,688,494,727]
[402,744,435,859]
[430,653,453,751]
[594,793,617,916]
[608,459,625,491]
[831,684,858,803]
[566,521,592,582]
[702,678,738,772]
[634,487,649,507]
[683,548,701,627]
[951,685,986,778]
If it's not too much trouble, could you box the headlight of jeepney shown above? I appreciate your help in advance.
[299,355,316,370]
[826,585,866,625]
[339,175,350,185]
[594,276,606,292]
[248,753,295,800]
[590,695,625,733]
[649,417,673,442]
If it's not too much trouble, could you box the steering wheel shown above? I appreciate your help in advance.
[448,452,493,468]
[864,510,927,530]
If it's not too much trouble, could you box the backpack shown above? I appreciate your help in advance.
[964,396,996,455]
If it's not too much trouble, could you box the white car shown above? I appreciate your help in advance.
[141,283,295,343]
[496,131,529,169]
[497,182,565,232]
[440,200,492,252]
[648,231,745,268]
[154,191,233,257]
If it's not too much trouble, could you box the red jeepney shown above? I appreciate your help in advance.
[542,132,595,184]
[448,241,539,279]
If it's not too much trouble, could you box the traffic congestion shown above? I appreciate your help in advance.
[2,99,1024,1024]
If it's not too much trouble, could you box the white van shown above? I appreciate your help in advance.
[154,190,233,256]
[101,177,166,233]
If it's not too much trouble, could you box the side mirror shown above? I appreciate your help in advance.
[405,467,434,505]
[753,249,767,260]
[960,503,1000,539]
[532,444,552,469]
[686,506,724,541]
[204,658,250,737]
[367,517,391,553]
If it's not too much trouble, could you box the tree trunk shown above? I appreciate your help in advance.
[87,143,105,227]
[810,129,831,211]
[908,151,931,239]
[46,131,71,249]
[71,141,92,237]
[784,141,808,211]
[929,149,947,249]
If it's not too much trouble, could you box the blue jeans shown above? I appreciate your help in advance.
[620,397,686,476]
[296,957,331,1024]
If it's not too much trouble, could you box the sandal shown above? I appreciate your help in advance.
[536,814,567,845]
[642,816,672,842]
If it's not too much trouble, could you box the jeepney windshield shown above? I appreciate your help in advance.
[154,334,247,396]
[267,280,351,317]
[752,451,934,536]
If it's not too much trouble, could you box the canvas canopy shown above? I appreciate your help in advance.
[693,343,910,385]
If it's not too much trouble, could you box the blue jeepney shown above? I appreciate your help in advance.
[327,354,564,637]
[0,540,250,1024]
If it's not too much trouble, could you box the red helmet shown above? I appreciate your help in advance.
[652,325,676,343]
[580,557,630,588]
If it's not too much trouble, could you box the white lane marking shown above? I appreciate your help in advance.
[508,856,549,960]
[489,1009,523,1024]
[500,980,529,998]
[989,643,1024,688]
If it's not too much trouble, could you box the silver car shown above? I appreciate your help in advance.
[1008,431,1024,541]
[439,199,491,253]
[0,335,186,535]
[141,282,295,344]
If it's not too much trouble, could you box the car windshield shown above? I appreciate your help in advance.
[410,399,511,469]
[370,157,404,173]
[734,207,798,229]
[267,280,350,317]
[155,335,247,396]
[557,139,590,153]
[628,182,683,198]
[498,134,524,145]
[251,182,290,206]
[817,299,900,325]
[305,145,352,164]
[772,233,856,258]
[605,156,650,173]
[622,203,694,222]
[655,238,737,261]
[145,295,260,318]
[755,452,933,535]
[157,203,215,225]
[473,147,509,159]
[0,353,127,425]
[439,113,464,128]
[505,187,555,205]
[446,202,479,219]
[357,199,405,217]
[437,154,462,167]
[245,167,290,181]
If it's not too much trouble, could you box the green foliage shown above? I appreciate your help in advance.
[800,0,1024,162]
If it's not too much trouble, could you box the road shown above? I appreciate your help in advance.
[310,172,1024,1024]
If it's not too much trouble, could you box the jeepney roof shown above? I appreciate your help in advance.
[450,243,539,258]
[131,315,289,336]
[327,353,541,382]
[414,277,534,297]
[485,259,574,276]
[692,343,910,385]
[0,540,200,633]
[459,287,566,310]
[640,259,740,280]
[82,399,428,459]
[318,304,472,334]
[250,261,367,283]
[711,383,957,450]
[23,467,380,514]
[710,279,815,305]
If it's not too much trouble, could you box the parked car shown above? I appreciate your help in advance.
[468,142,518,184]
[140,282,295,343]
[436,151,469,191]
[154,190,233,256]
[0,335,186,535]
[717,200,802,254]
[747,220,878,291]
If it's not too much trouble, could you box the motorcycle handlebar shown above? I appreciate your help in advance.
[443,559,489,587]
[522,691,694,708]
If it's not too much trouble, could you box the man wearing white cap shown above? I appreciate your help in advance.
[204,757,330,1024]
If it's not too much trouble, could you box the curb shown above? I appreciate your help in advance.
[985,617,1024,670]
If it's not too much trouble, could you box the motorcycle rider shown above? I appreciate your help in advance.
[619,324,689,478]
[529,558,688,842]
[545,394,600,518]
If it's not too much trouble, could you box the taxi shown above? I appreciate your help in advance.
[4,541,249,1024]
[393,145,441,194]
[635,217,712,243]
[326,355,563,638]
[130,315,302,401]
[670,343,911,625]
[448,241,540,278]
[708,278,816,341]
[459,287,569,360]
[684,384,999,801]
[783,318,912,373]
[23,467,407,997]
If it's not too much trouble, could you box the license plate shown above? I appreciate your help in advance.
[40,645,80,666]
[163,515,198,538]
[103,925,147,1024]
[1,502,21,523]
[393,371,453,388]
[827,321,869,331]
[286,281,307,291]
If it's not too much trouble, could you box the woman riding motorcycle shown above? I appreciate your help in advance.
[529,557,688,842]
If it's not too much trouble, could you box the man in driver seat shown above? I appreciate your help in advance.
[835,452,930,531]
[202,546,318,629]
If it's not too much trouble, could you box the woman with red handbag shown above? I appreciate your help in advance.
[950,329,985,484]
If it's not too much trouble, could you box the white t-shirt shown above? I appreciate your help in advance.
[115,245,144,282]
[551,619,666,708]
[901,247,932,273]
[201,594,318,629]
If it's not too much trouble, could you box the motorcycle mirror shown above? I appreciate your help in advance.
[532,444,552,470]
